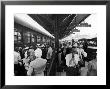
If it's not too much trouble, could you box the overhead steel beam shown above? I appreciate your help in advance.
[60,14,90,40]
[67,14,90,29]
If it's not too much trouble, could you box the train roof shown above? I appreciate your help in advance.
[14,14,55,38]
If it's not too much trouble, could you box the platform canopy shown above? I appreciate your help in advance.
[28,14,90,39]
[60,14,97,41]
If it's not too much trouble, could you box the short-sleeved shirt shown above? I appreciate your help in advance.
[65,53,80,67]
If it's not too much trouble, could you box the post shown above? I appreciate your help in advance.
[49,15,59,76]
[54,15,59,52]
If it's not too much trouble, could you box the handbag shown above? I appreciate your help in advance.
[78,59,85,67]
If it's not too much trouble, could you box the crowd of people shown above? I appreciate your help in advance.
[14,44,53,76]
[57,41,97,76]
[14,40,97,76]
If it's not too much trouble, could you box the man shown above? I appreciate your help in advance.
[28,46,35,62]
[83,40,88,52]
[65,43,80,67]
[65,43,80,76]
[78,44,87,67]
[42,46,47,59]
[14,51,26,76]
[46,46,53,62]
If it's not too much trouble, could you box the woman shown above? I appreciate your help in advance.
[22,50,30,72]
[14,51,26,76]
[87,57,97,76]
[80,61,89,76]
[27,48,47,76]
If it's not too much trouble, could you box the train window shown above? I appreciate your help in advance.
[14,31,17,35]
[18,36,21,40]
[41,36,43,42]
[42,37,45,42]
[14,28,22,43]
[14,35,17,42]
[37,35,41,43]
[23,32,31,43]
[14,31,17,42]
[18,32,21,40]
[47,39,49,42]
[31,34,35,43]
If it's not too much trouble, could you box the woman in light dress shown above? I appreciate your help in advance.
[27,47,47,76]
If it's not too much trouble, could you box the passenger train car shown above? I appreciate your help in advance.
[14,14,55,48]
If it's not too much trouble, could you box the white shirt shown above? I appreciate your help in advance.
[78,48,87,59]
[35,48,42,58]
[65,53,72,67]
[14,51,21,64]
[47,47,53,59]
[65,53,80,67]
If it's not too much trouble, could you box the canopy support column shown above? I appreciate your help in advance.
[49,15,59,76]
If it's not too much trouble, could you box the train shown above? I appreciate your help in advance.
[14,14,55,48]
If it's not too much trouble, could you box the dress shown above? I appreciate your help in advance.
[27,58,47,76]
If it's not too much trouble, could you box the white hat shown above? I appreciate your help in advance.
[73,43,78,47]
[34,48,42,58]
[25,47,29,50]
[79,44,83,47]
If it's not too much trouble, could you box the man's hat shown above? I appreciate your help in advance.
[25,47,29,50]
[73,43,78,47]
